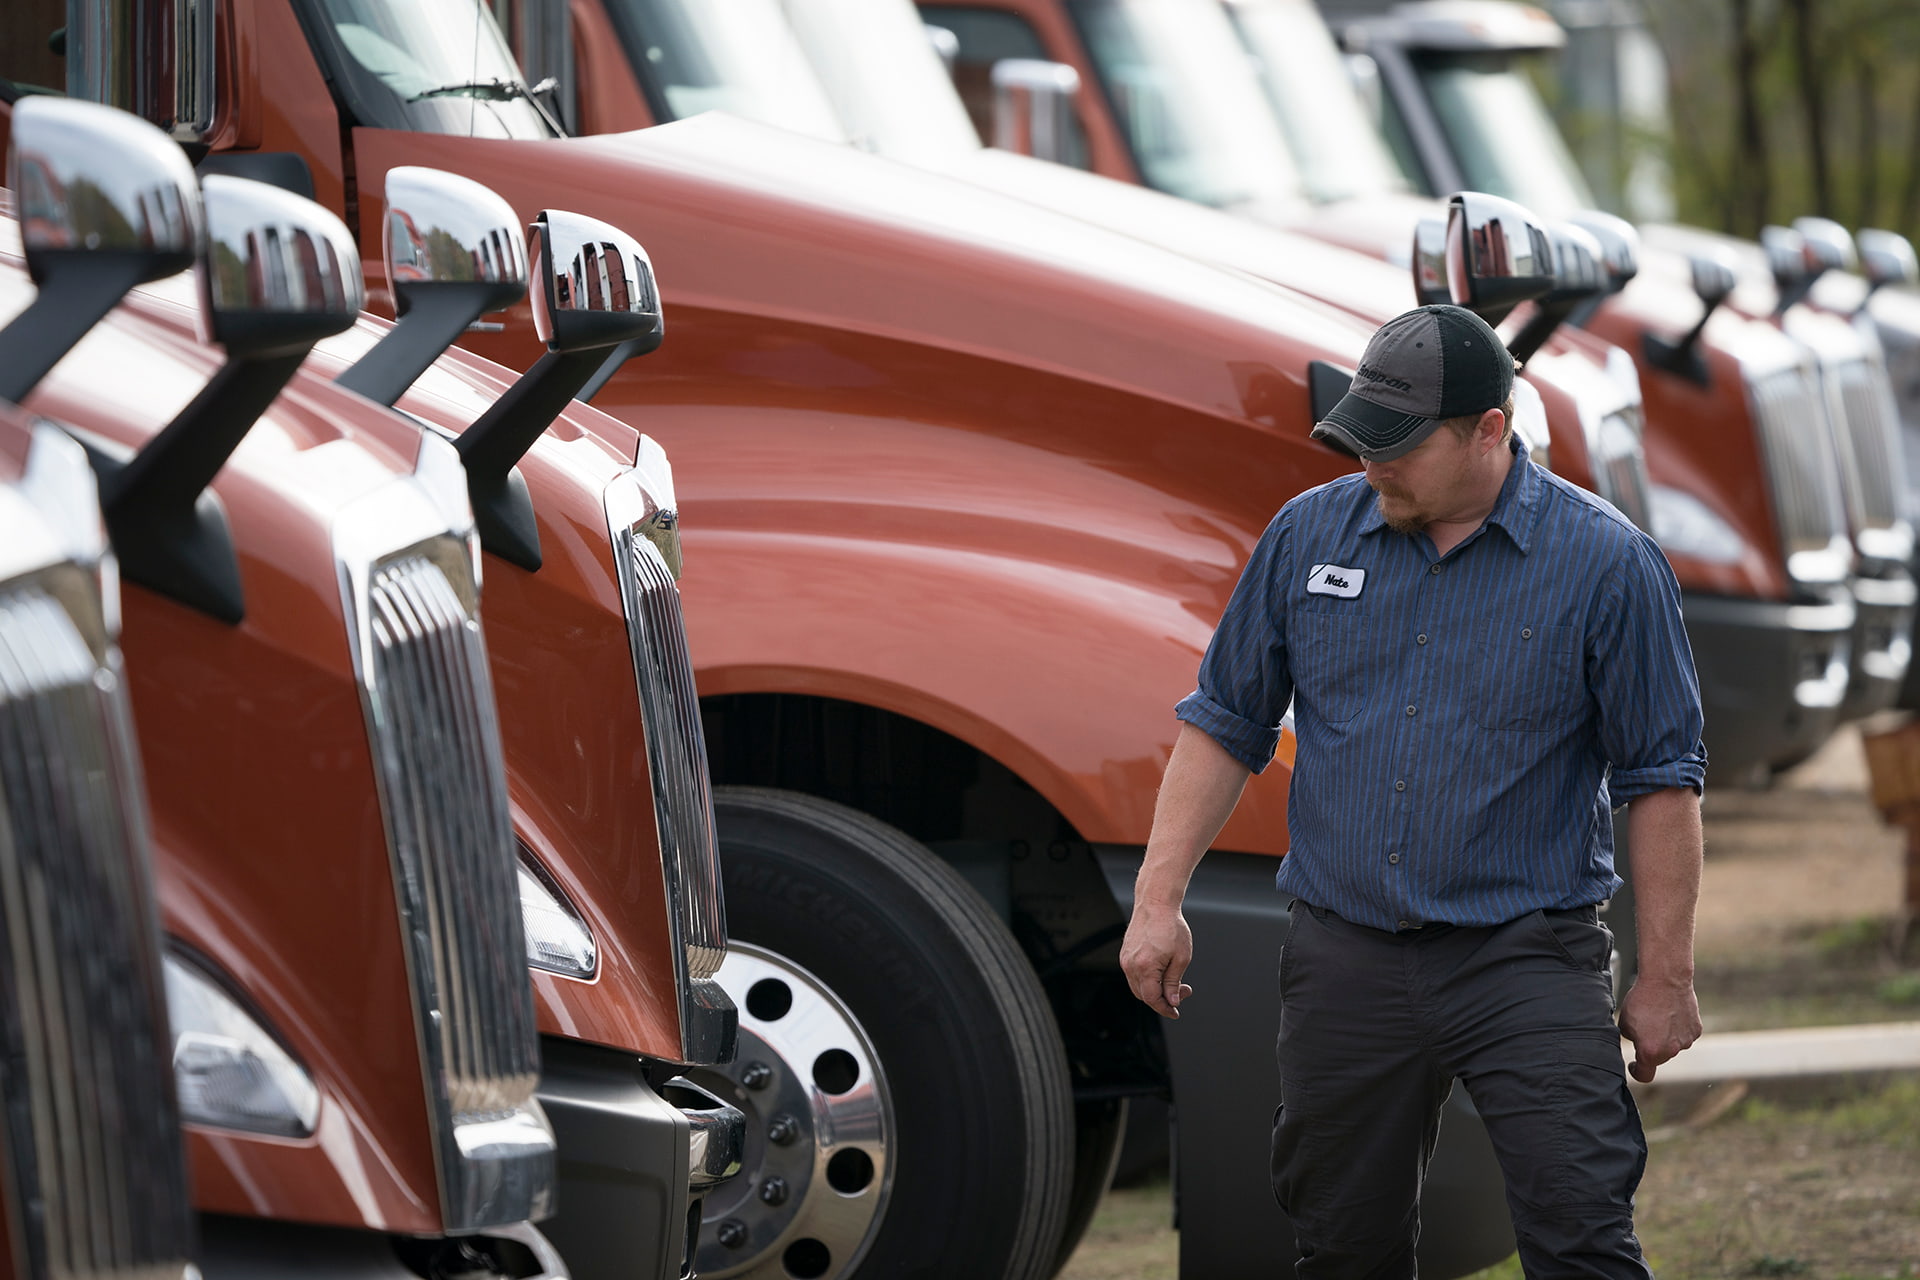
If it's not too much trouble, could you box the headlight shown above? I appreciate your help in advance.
[1649,484,1746,564]
[166,951,320,1139]
[519,852,597,979]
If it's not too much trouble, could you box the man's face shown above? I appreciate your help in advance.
[1362,424,1481,534]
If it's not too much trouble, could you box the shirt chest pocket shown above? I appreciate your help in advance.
[1472,621,1584,732]
[1290,609,1380,725]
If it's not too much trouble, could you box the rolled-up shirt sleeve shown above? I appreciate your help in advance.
[1588,529,1708,799]
[1175,509,1294,774]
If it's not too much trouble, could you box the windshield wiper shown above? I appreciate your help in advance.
[406,75,564,135]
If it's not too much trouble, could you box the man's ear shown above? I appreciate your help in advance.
[1479,408,1507,452]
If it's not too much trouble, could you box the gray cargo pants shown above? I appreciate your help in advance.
[1271,901,1650,1280]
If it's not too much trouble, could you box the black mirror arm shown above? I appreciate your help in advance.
[575,329,662,405]
[1643,302,1721,388]
[336,281,525,407]
[0,255,154,405]
[454,346,607,570]
[1505,298,1580,369]
[94,349,311,623]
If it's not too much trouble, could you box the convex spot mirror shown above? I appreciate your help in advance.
[991,59,1081,165]
[530,210,663,355]
[1445,191,1555,323]
[1762,225,1809,292]
[384,166,529,313]
[1858,229,1919,292]
[1568,211,1639,293]
[12,95,202,285]
[200,175,364,357]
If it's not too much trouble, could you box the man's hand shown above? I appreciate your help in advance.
[1617,973,1702,1083]
[1121,904,1195,1019]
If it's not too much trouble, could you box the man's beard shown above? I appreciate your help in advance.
[1371,482,1425,534]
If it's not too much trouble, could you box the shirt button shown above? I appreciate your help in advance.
[1522,627,1533,639]
[1416,633,1428,645]
[1429,564,1442,575]
[1395,780,1406,791]
[1406,705,1416,716]
[1398,919,1412,930]
[1389,853,1401,864]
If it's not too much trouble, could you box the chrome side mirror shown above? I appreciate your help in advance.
[991,59,1082,165]
[457,210,666,572]
[1858,229,1919,293]
[1411,218,1450,306]
[1761,224,1807,299]
[1444,191,1555,325]
[198,175,365,357]
[532,210,663,355]
[1793,216,1857,276]
[336,167,530,407]
[0,96,204,404]
[1506,223,1607,366]
[1344,52,1385,126]
[1690,252,1737,310]
[98,176,364,623]
[1568,210,1639,294]
[66,0,218,145]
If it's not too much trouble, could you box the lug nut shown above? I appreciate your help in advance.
[741,1061,774,1091]
[759,1175,790,1207]
[767,1113,800,1145]
[716,1219,748,1249]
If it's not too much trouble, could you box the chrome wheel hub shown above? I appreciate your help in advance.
[689,943,894,1279]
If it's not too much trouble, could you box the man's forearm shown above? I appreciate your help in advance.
[1135,723,1254,910]
[1625,786,1703,985]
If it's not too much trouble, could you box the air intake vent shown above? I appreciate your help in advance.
[360,548,553,1230]
[1748,366,1848,559]
[0,580,192,1280]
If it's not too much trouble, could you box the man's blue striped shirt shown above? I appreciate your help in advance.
[1176,440,1706,932]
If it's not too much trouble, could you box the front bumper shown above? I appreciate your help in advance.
[535,1036,744,1280]
[1842,570,1917,721]
[1683,587,1854,777]
[197,1215,567,1280]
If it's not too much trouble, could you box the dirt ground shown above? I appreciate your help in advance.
[1060,725,1920,1280]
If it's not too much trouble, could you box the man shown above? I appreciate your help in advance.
[1120,304,1705,1278]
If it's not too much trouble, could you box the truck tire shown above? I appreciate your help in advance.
[693,787,1073,1280]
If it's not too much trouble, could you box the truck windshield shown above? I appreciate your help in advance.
[297,0,557,138]
[1063,0,1305,215]
[778,0,985,165]
[1412,52,1595,219]
[600,0,848,142]
[1223,0,1408,204]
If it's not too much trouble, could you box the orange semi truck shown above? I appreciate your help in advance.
[2,94,740,1280]
[56,1,1538,1276]
[913,0,1885,777]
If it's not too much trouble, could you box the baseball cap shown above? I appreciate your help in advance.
[1311,305,1515,462]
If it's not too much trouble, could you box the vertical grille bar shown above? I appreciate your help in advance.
[1749,367,1848,558]
[360,549,551,1229]
[0,580,192,1280]
[623,533,726,982]
[1834,359,1905,530]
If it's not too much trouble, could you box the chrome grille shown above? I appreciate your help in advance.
[1749,366,1848,557]
[0,580,192,1280]
[360,548,552,1229]
[1593,405,1653,532]
[620,533,726,983]
[1830,358,1905,530]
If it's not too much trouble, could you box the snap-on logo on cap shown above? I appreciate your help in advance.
[1307,564,1366,599]
[1355,364,1413,394]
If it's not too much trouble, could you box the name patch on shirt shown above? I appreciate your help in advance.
[1307,564,1366,598]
